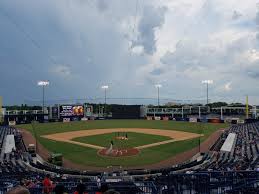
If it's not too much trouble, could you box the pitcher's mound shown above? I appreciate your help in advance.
[115,136,128,140]
[98,148,139,157]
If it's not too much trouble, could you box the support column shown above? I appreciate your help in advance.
[221,107,223,120]
[256,107,258,119]
[246,95,249,119]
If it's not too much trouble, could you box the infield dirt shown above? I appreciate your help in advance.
[19,127,224,171]
[42,128,202,149]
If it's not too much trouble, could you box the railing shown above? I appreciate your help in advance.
[1,182,157,194]
[157,171,259,194]
[146,107,208,115]
[5,110,49,115]
[1,172,259,194]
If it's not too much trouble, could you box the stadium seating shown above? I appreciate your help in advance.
[0,124,259,194]
[204,123,259,171]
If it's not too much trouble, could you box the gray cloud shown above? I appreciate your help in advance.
[160,40,211,71]
[134,5,166,55]
[255,9,259,42]
[232,10,242,20]
[256,10,259,25]
[150,68,164,76]
[247,71,259,78]
[1,0,259,105]
[96,0,109,12]
[50,65,72,77]
[0,0,164,104]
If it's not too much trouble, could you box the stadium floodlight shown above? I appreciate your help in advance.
[37,80,50,86]
[202,80,213,84]
[101,85,109,117]
[202,80,213,105]
[37,80,50,115]
[101,85,109,104]
[101,85,109,89]
[155,84,162,106]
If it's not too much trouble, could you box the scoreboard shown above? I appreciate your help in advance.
[60,105,84,117]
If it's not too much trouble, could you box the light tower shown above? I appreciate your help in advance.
[155,84,162,107]
[37,80,49,114]
[202,80,213,105]
[101,85,109,117]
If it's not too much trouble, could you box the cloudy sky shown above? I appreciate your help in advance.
[1,0,259,105]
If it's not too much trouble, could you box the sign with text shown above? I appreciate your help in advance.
[60,105,84,117]
[63,118,70,122]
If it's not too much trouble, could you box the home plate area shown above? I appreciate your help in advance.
[98,148,140,157]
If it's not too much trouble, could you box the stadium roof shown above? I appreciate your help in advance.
[4,134,16,154]
[220,133,236,153]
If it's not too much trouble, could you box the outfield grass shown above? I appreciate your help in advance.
[72,132,172,148]
[19,120,229,167]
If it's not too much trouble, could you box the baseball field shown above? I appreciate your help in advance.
[18,120,229,169]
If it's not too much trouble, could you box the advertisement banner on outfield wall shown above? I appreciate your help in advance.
[163,117,169,121]
[63,118,70,122]
[189,118,197,123]
[60,105,84,117]
[146,116,153,120]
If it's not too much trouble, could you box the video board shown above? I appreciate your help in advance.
[60,105,84,117]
